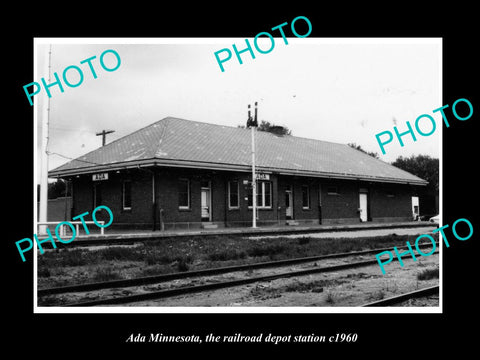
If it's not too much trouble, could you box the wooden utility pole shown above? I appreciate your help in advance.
[39,44,52,235]
[96,129,115,146]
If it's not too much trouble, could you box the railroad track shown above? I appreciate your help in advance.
[39,242,438,296]
[362,285,440,307]
[57,258,381,306]
[39,244,439,307]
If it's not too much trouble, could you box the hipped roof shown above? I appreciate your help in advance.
[49,117,427,185]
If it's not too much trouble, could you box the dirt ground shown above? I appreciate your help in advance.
[249,226,438,240]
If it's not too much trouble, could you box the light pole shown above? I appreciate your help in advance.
[247,102,259,228]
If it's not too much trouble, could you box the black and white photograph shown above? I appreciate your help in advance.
[6,6,478,355]
[32,38,441,312]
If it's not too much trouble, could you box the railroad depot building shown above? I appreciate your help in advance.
[48,117,428,230]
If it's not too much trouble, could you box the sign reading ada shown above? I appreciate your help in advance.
[92,172,108,181]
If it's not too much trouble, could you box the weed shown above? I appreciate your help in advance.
[247,244,286,257]
[97,246,143,261]
[145,251,175,265]
[37,266,51,278]
[58,249,91,267]
[93,266,122,282]
[370,290,385,300]
[298,237,310,245]
[207,249,247,262]
[417,268,439,280]
[325,291,335,304]
[177,259,190,272]
[140,265,171,277]
[285,280,325,293]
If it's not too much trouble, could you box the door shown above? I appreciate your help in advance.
[285,186,293,219]
[201,182,211,221]
[359,193,368,222]
[412,196,419,220]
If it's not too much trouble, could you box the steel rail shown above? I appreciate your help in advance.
[362,285,440,307]
[64,258,381,306]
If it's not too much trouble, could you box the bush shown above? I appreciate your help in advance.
[298,237,310,245]
[417,268,439,280]
[177,259,190,272]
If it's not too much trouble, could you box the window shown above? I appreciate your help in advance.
[248,181,272,208]
[178,179,190,209]
[122,181,132,210]
[228,181,239,208]
[93,183,102,208]
[327,186,339,195]
[302,185,310,209]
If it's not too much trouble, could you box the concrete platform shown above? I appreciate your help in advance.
[68,221,436,243]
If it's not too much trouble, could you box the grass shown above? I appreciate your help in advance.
[93,266,122,282]
[37,233,437,288]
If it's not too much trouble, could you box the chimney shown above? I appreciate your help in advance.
[248,104,251,121]
[254,101,258,124]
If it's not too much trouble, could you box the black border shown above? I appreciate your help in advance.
[6,4,479,355]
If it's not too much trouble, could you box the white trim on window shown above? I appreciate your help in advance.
[178,178,190,210]
[122,180,132,210]
[248,181,272,209]
[228,180,240,209]
[302,185,310,209]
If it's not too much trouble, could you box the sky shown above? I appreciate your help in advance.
[34,38,442,182]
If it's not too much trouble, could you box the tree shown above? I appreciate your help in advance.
[392,155,439,191]
[38,179,71,200]
[258,120,292,135]
[347,143,379,159]
[238,120,292,135]
[391,154,439,215]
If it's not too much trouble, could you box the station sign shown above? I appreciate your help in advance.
[255,173,270,180]
[92,172,109,181]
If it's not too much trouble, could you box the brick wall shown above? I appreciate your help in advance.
[70,167,422,229]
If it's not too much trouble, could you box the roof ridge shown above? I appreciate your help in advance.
[166,116,355,147]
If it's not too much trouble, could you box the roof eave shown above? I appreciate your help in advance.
[49,158,428,186]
